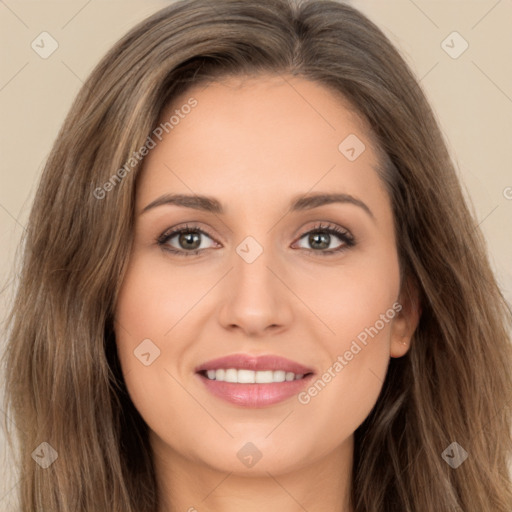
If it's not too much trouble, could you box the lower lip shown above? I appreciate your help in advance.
[197,372,314,407]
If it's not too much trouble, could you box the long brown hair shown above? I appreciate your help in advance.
[3,0,511,510]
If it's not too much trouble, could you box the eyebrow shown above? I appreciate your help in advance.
[141,192,374,219]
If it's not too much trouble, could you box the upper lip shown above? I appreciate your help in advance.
[195,354,315,375]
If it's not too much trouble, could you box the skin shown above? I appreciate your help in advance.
[114,74,420,512]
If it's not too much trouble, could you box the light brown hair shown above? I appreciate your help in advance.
[3,0,511,510]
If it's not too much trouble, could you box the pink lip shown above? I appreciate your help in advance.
[194,354,314,374]
[195,354,315,408]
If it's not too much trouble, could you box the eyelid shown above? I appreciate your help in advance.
[294,221,353,240]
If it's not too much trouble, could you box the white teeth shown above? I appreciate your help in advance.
[273,370,286,382]
[204,368,307,383]
[255,370,273,383]
[237,369,255,383]
[224,368,237,383]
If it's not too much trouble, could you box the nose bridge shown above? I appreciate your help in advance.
[232,235,280,302]
[217,234,292,333]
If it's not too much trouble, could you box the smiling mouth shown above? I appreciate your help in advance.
[198,368,314,384]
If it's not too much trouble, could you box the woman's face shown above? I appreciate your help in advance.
[115,75,417,477]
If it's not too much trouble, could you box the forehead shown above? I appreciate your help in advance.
[137,74,390,220]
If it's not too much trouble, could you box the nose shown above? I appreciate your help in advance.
[217,245,293,337]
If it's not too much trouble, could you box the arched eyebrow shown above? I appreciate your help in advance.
[141,192,374,219]
[292,193,374,219]
[142,193,222,214]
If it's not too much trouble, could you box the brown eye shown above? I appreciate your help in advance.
[306,232,332,250]
[177,231,202,250]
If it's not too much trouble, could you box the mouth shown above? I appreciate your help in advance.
[194,354,315,408]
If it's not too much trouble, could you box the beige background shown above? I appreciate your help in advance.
[1,0,511,508]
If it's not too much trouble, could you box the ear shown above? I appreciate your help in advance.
[390,276,422,358]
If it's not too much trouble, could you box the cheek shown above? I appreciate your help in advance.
[296,239,400,354]
[297,307,396,450]
[115,251,214,342]
[113,251,220,418]
[113,258,189,437]
[114,255,170,391]
[294,243,400,423]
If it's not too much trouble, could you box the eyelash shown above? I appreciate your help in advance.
[156,222,356,257]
